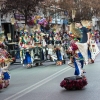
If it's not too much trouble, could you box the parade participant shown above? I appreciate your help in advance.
[24,34,34,68]
[47,37,54,55]
[0,43,10,59]
[70,38,85,75]
[33,33,44,66]
[89,32,100,60]
[33,42,44,66]
[48,36,54,45]
[75,21,90,65]
[87,28,94,63]
[19,37,24,64]
[60,38,88,90]
[67,23,86,74]
[19,33,32,68]
[0,42,12,89]
[1,61,11,88]
[94,30,98,43]
[54,34,62,45]
[60,33,87,90]
[54,35,65,66]
[81,21,96,63]
[44,34,49,44]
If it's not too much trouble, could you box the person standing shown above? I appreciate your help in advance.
[75,21,90,65]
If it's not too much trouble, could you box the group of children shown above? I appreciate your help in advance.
[18,30,68,68]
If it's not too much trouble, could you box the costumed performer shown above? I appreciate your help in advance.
[47,37,55,61]
[19,33,32,68]
[60,38,88,90]
[54,35,65,65]
[33,34,44,66]
[68,38,85,76]
[89,31,100,61]
[75,21,91,65]
[87,28,94,63]
[0,61,11,88]
[68,23,86,75]
[81,21,94,63]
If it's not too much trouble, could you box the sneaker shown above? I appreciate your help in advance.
[84,62,88,65]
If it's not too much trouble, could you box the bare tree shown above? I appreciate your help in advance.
[58,0,100,21]
[0,0,44,24]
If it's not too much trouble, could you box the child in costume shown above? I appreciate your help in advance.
[60,38,88,90]
[53,34,65,65]
[68,38,85,76]
[1,61,11,88]
[34,37,44,66]
[89,32,100,61]
[19,34,33,68]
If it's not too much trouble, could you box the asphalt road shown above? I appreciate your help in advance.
[0,54,100,100]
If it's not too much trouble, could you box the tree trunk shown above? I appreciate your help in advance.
[25,15,27,25]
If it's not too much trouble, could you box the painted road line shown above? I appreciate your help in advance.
[13,68,71,100]
[4,66,71,100]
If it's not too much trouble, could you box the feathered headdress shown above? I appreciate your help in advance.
[81,20,92,29]
[70,23,82,38]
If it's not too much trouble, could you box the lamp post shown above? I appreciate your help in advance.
[11,18,15,42]
[61,13,66,33]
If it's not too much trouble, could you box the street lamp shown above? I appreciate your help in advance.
[11,17,15,42]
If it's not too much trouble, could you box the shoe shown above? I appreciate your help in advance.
[26,64,31,69]
[83,71,86,73]
[35,63,39,66]
[40,63,43,66]
[85,62,88,65]
[88,59,94,64]
[68,61,74,68]
[91,59,94,63]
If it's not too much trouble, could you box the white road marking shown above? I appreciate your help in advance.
[4,66,72,100]
[13,68,71,100]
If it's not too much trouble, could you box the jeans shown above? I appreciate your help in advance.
[88,48,92,59]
